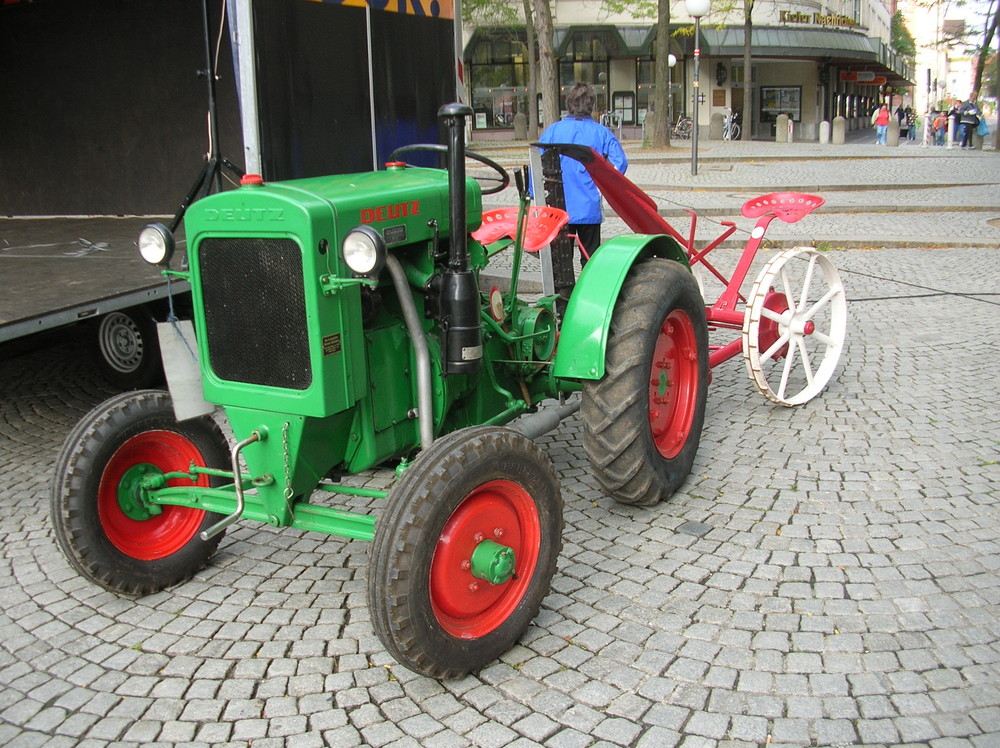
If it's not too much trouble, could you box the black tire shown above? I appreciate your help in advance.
[50,389,229,595]
[369,426,562,678]
[92,307,164,390]
[581,258,709,505]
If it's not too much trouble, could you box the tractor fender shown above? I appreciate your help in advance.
[552,234,689,381]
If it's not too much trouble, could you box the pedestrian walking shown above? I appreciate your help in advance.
[933,111,947,146]
[872,105,890,145]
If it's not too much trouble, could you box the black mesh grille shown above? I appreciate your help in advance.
[199,237,312,390]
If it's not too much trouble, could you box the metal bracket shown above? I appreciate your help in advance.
[199,429,265,541]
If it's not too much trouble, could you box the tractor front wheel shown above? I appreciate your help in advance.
[50,390,229,595]
[368,426,562,679]
[582,258,709,505]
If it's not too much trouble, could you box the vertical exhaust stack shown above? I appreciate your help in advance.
[438,103,483,375]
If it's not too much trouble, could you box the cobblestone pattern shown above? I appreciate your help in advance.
[476,145,1000,249]
[1,248,999,747]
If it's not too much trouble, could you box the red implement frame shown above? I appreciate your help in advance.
[537,144,824,370]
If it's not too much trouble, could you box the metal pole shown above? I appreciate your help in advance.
[232,0,261,175]
[691,17,701,176]
[668,66,673,134]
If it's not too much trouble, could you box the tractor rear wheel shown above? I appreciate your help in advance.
[51,390,229,595]
[582,258,709,505]
[368,426,562,679]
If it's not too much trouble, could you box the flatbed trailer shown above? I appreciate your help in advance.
[0,216,187,387]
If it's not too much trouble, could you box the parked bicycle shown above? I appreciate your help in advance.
[672,114,693,140]
[723,108,742,140]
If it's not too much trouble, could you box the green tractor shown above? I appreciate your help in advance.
[51,104,708,678]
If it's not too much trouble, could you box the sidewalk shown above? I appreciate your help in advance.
[473,128,1000,252]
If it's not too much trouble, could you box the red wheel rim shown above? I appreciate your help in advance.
[97,431,210,560]
[430,480,541,638]
[758,290,790,358]
[648,309,700,459]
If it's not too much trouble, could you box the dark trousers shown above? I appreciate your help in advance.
[960,123,975,148]
[568,223,601,266]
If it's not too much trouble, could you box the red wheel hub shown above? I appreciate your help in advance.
[98,431,211,560]
[758,290,790,358]
[430,480,541,639]
[648,310,700,459]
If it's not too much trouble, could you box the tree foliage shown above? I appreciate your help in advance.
[891,11,917,57]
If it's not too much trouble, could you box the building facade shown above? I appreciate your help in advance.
[464,0,914,141]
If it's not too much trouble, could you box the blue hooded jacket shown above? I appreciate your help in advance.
[538,116,628,224]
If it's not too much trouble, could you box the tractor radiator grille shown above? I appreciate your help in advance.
[199,237,312,390]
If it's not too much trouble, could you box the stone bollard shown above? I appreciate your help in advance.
[710,112,724,140]
[832,116,846,145]
[887,118,900,146]
[776,113,789,143]
[819,120,830,144]
[513,111,527,140]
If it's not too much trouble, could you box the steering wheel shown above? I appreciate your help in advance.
[388,144,510,195]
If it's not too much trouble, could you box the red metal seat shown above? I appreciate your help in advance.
[741,193,825,224]
[472,205,570,252]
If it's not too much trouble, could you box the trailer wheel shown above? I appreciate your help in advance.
[743,247,847,406]
[51,390,228,596]
[369,426,562,679]
[93,308,163,389]
[582,258,709,505]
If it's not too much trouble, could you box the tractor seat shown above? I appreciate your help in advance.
[741,192,825,224]
[472,206,570,252]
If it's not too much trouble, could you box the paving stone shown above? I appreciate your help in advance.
[2,213,1000,746]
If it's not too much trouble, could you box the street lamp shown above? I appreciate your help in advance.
[685,0,710,175]
[667,53,677,138]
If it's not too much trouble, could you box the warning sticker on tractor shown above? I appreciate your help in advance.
[323,333,343,356]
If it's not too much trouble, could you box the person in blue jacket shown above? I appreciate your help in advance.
[538,83,628,265]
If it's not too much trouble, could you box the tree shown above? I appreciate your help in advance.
[602,0,670,145]
[652,0,673,147]
[742,0,753,140]
[891,11,917,58]
[534,0,560,128]
[971,0,999,95]
[521,0,540,138]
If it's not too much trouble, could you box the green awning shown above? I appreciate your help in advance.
[702,26,877,61]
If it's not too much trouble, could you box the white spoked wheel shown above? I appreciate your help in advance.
[742,247,847,406]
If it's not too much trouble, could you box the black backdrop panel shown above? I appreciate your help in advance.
[252,0,373,179]
[370,11,455,167]
[0,0,244,216]
[251,0,455,179]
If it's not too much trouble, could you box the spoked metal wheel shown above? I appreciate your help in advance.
[742,247,847,406]
[368,426,562,679]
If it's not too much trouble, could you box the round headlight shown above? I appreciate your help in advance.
[138,222,175,266]
[342,226,386,276]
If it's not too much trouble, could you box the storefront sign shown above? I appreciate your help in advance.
[840,71,876,82]
[779,10,857,29]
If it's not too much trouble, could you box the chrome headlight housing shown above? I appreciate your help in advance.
[342,225,387,277]
[138,222,175,266]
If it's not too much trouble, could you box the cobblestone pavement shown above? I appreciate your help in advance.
[2,246,999,747]
[476,134,1000,250]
